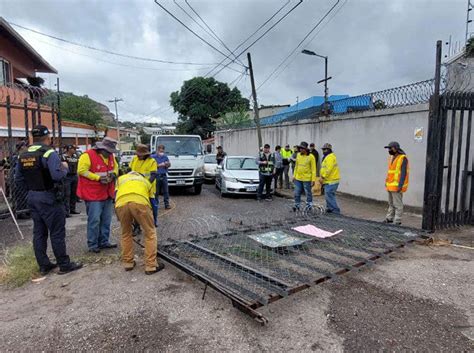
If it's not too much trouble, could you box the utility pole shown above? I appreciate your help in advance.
[56,77,62,147]
[247,52,262,148]
[108,97,123,148]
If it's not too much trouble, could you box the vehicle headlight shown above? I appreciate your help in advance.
[224,176,237,183]
[195,167,204,177]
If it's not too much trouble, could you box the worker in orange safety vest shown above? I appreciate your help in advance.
[384,141,409,225]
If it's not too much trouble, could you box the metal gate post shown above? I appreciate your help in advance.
[6,95,13,158]
[422,40,442,231]
[51,103,56,147]
[23,98,29,139]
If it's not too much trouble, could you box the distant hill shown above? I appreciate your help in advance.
[42,90,114,126]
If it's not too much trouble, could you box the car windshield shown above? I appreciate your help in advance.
[204,155,217,163]
[226,158,258,170]
[156,137,202,156]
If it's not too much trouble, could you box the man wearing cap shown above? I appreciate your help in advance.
[293,142,317,211]
[320,143,341,214]
[15,125,82,275]
[115,171,164,275]
[77,137,119,253]
[62,145,80,217]
[309,143,320,176]
[384,141,409,225]
[152,144,171,210]
[281,144,293,189]
[130,144,158,226]
[256,144,275,201]
[216,146,227,166]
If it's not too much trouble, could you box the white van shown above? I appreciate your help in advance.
[155,135,204,195]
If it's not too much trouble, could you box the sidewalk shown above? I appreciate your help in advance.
[275,187,423,229]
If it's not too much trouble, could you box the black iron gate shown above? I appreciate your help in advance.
[423,92,474,230]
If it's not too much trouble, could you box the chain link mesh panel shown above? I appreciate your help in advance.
[157,210,424,321]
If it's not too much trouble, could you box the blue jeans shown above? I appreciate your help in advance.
[156,174,170,207]
[294,180,313,208]
[85,199,114,250]
[324,183,340,214]
[150,198,159,227]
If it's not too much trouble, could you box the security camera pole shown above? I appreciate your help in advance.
[247,52,262,148]
[108,97,123,148]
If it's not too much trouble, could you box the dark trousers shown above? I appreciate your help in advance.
[257,174,273,199]
[274,167,284,188]
[156,174,170,207]
[27,192,70,269]
[64,175,78,215]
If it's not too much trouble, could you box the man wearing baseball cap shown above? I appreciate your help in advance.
[61,144,80,217]
[384,141,409,225]
[293,141,317,211]
[77,136,119,253]
[130,144,158,226]
[15,125,82,275]
[320,143,340,214]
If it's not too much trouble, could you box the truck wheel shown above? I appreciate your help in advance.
[194,185,202,195]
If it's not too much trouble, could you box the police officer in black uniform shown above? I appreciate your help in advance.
[62,145,80,216]
[15,125,82,275]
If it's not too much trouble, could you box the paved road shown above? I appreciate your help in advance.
[0,184,472,351]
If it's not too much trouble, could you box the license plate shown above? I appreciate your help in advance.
[246,186,257,192]
[176,180,186,185]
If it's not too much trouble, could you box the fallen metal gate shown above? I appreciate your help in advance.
[158,213,424,324]
[423,92,474,230]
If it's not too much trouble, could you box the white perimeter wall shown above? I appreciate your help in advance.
[215,104,430,207]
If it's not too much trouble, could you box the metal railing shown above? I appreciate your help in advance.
[216,79,438,131]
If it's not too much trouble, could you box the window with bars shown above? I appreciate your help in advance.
[0,58,11,85]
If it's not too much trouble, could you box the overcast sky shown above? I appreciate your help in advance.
[0,0,467,124]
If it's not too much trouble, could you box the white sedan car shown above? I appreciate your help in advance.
[216,156,272,196]
[203,154,218,182]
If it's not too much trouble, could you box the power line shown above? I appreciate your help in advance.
[154,0,246,67]
[184,0,246,67]
[261,0,348,89]
[146,0,302,119]
[141,1,301,122]
[257,0,343,92]
[9,21,218,66]
[207,0,304,79]
[33,37,214,72]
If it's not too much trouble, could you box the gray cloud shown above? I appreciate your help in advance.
[0,0,467,123]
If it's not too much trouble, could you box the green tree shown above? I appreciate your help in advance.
[170,77,249,138]
[139,129,151,145]
[215,107,252,129]
[60,94,104,127]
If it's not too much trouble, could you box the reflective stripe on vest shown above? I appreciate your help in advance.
[385,154,409,192]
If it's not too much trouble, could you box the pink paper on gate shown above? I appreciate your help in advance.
[292,224,343,238]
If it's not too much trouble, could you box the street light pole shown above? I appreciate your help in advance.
[108,97,123,148]
[302,49,332,115]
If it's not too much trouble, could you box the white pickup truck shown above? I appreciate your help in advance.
[154,135,205,195]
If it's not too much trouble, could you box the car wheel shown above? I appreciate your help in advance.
[193,184,202,195]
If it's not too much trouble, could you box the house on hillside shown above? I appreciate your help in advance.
[0,17,101,155]
[106,126,140,151]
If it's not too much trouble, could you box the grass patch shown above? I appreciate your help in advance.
[0,245,40,288]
